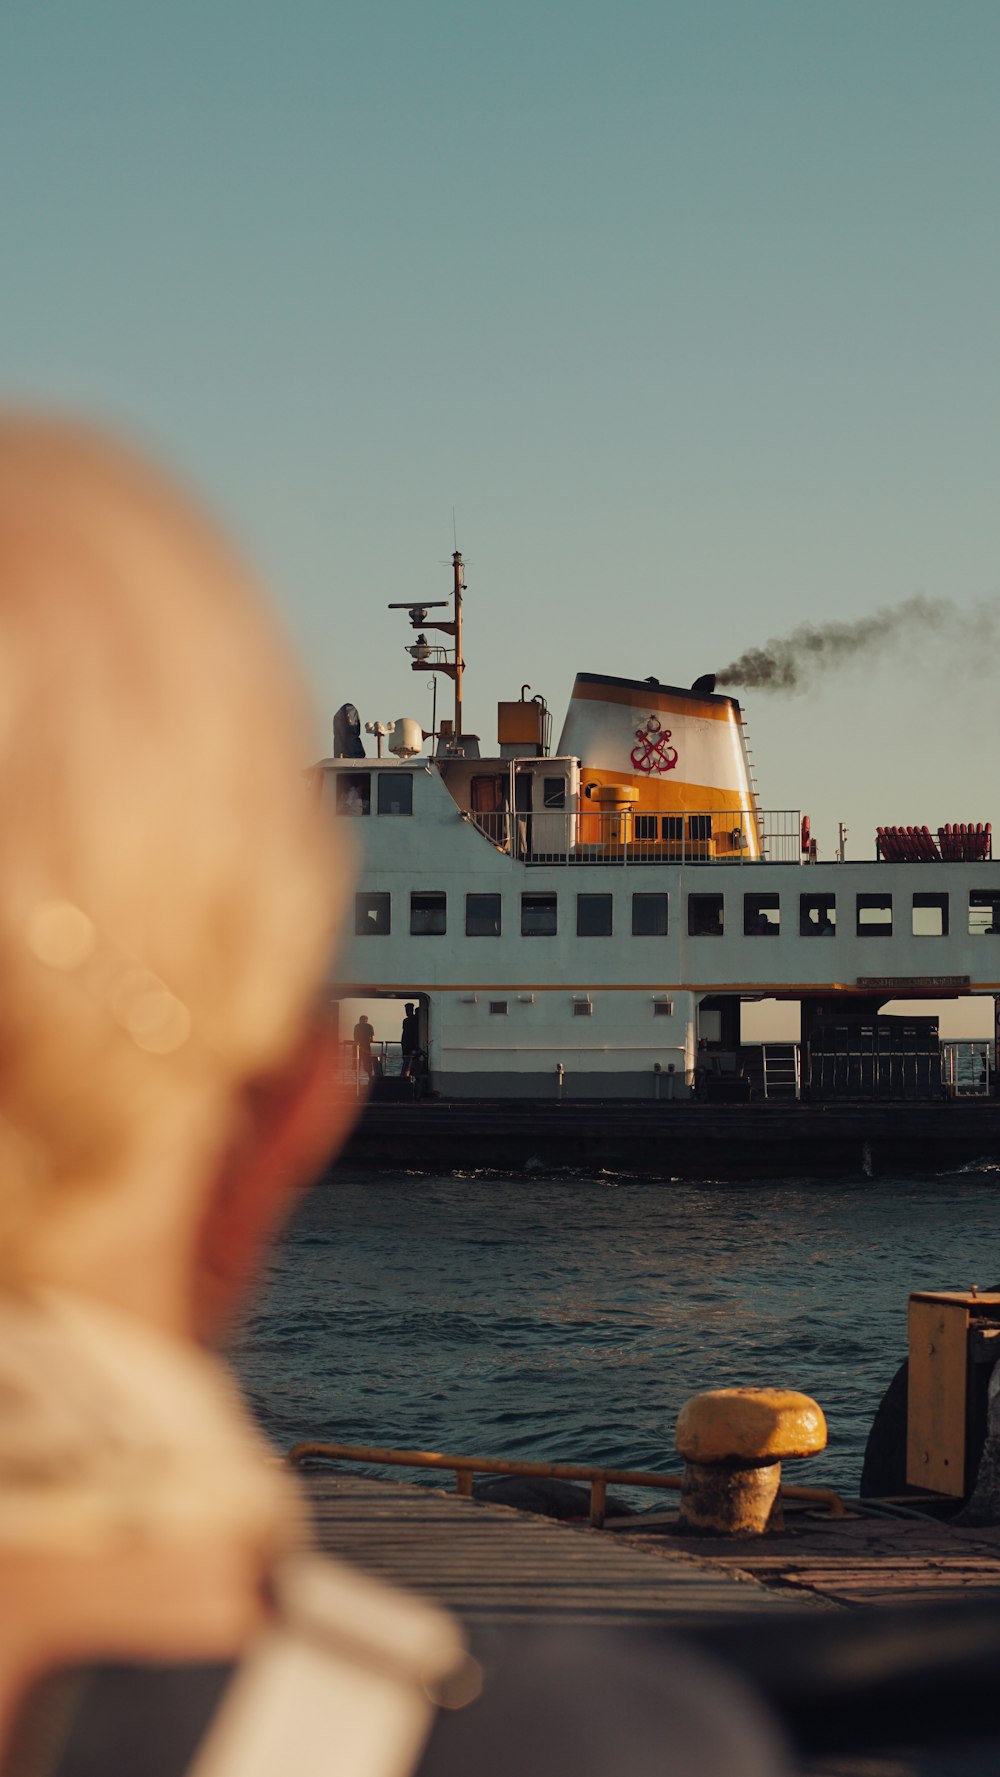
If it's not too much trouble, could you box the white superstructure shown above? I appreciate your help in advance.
[319,692,999,1103]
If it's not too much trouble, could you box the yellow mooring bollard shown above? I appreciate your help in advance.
[675,1387,828,1536]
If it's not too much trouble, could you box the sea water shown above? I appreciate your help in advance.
[229,1164,1000,1497]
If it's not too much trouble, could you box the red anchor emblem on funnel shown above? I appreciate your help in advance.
[630,714,678,775]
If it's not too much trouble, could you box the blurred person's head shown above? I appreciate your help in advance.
[0,415,351,1338]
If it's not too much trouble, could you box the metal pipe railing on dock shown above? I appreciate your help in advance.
[287,1440,845,1527]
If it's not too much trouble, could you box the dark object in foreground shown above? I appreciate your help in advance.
[685,1596,1000,1756]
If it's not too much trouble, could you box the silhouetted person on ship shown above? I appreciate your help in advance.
[353,1011,376,1080]
[400,1002,420,1077]
[0,416,792,1777]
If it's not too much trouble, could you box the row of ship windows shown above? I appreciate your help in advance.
[355,889,1000,938]
[332,775,570,815]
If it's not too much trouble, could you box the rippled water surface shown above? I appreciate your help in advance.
[229,1165,1000,1495]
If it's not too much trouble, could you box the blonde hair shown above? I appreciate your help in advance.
[0,416,343,1270]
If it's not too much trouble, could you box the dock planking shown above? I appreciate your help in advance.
[303,1472,1000,1623]
[620,1512,1000,1611]
[302,1471,821,1627]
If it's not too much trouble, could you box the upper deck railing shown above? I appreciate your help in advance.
[465,807,802,864]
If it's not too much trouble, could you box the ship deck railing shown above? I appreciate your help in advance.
[464,807,803,864]
[334,1040,996,1101]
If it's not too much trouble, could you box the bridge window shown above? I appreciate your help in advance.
[634,814,659,840]
[577,894,613,936]
[970,890,1000,936]
[663,816,684,843]
[744,893,780,936]
[800,894,836,936]
[337,773,371,816]
[688,894,724,937]
[522,893,557,936]
[632,893,668,936]
[857,893,892,937]
[410,892,446,935]
[466,893,502,937]
[913,893,949,937]
[688,815,714,859]
[377,773,412,815]
[355,891,390,935]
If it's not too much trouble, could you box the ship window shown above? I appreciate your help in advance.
[663,816,684,843]
[573,999,592,1017]
[355,891,390,935]
[377,773,413,816]
[800,893,836,936]
[913,892,949,937]
[543,777,566,810]
[577,894,612,937]
[521,893,557,936]
[634,814,659,841]
[466,893,502,937]
[410,892,446,935]
[688,815,713,840]
[969,890,1000,936]
[632,893,668,936]
[489,1000,508,1015]
[688,894,724,937]
[337,773,371,816]
[857,893,892,937]
[653,999,674,1016]
[744,893,779,936]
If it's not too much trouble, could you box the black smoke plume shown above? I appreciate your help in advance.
[717,594,996,693]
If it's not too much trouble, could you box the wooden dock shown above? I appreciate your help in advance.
[621,1510,1000,1611]
[304,1471,1000,1623]
[303,1472,820,1627]
[303,1473,1000,1775]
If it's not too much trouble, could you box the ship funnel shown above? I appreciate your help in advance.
[556,671,759,855]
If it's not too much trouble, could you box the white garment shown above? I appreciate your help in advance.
[0,1286,299,1555]
[191,1558,474,1777]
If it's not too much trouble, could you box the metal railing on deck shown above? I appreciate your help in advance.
[336,1038,405,1095]
[287,1439,845,1528]
[942,1040,994,1098]
[464,808,802,865]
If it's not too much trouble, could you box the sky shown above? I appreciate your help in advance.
[3,1,999,863]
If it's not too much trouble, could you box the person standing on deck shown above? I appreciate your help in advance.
[353,1011,375,1080]
[400,1002,420,1077]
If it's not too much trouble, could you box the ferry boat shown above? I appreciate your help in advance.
[317,555,999,1109]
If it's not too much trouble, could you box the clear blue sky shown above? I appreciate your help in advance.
[3,1,998,858]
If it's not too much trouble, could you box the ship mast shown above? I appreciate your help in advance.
[388,549,466,744]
